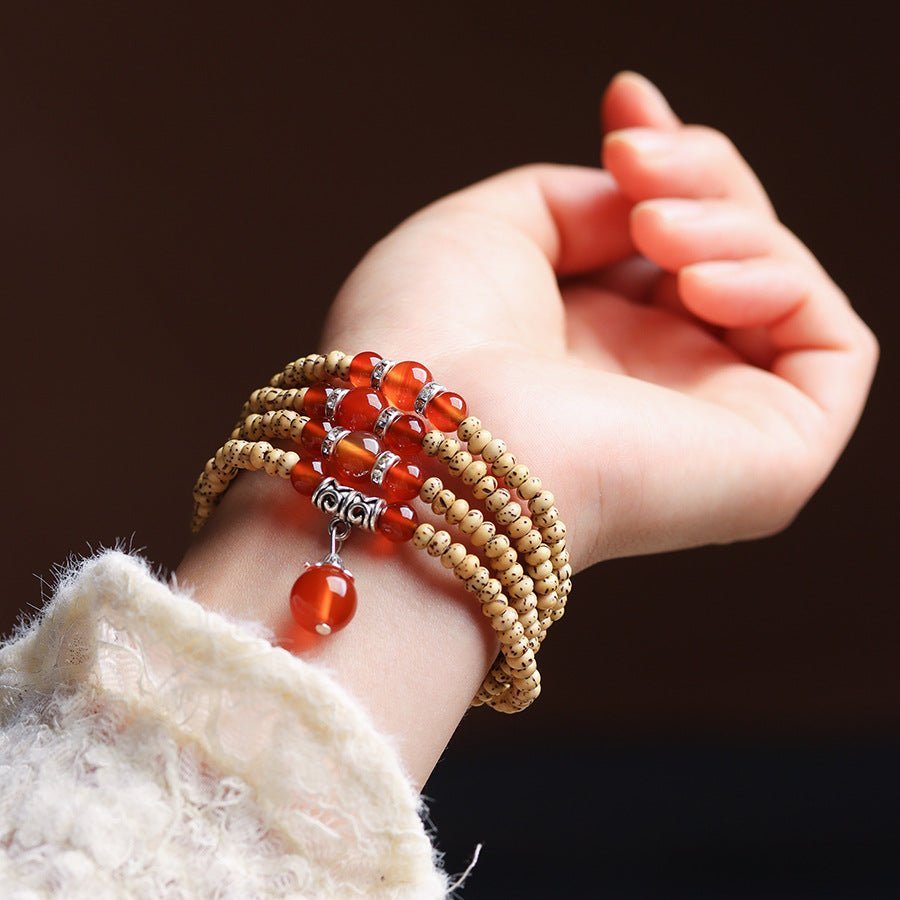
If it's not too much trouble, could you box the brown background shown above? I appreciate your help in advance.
[1,4,897,896]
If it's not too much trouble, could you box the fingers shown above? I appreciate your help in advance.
[604,126,776,216]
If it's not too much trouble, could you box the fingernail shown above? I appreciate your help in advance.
[617,71,677,119]
[641,199,703,221]
[606,127,675,155]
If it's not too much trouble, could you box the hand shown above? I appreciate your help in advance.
[323,71,877,571]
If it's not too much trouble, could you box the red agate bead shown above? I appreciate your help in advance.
[290,563,357,636]
[333,431,382,484]
[380,460,424,503]
[377,502,419,542]
[426,390,468,431]
[302,382,330,418]
[383,412,427,455]
[348,351,382,387]
[336,387,385,431]
[290,457,330,495]
[299,419,332,455]
[383,360,432,409]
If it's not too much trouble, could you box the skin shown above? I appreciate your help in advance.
[177,72,878,790]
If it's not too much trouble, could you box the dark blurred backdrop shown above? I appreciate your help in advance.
[1,4,897,898]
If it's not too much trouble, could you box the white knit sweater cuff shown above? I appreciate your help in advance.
[0,550,450,898]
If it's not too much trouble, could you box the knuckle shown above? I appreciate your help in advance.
[689,124,740,158]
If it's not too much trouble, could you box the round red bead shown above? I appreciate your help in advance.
[378,503,419,542]
[348,351,382,387]
[381,460,424,503]
[290,457,330,495]
[290,563,357,635]
[302,382,330,418]
[333,431,382,484]
[426,390,468,431]
[298,419,332,455]
[336,387,386,431]
[382,360,432,410]
[383,412,427,455]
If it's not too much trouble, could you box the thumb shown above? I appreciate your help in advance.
[601,71,681,133]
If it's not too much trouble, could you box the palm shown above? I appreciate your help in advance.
[322,74,874,570]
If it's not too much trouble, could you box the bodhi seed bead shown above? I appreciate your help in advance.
[454,554,480,580]
[448,450,473,477]
[483,600,509,618]
[446,498,470,525]
[419,476,443,503]
[482,438,507,463]
[458,509,484,534]
[432,489,456,516]
[422,430,444,456]
[530,490,555,515]
[442,543,468,569]
[412,523,436,549]
[457,416,481,441]
[492,607,519,631]
[472,475,498,499]
[485,535,511,558]
[471,521,496,547]
[498,564,525,586]
[461,459,488,485]
[507,516,532,539]
[467,429,492,455]
[438,438,461,463]
[492,452,517,478]
[496,501,522,525]
[485,489,511,513]
[505,464,530,488]
[427,531,452,557]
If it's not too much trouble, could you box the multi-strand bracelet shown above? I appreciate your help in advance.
[191,350,572,713]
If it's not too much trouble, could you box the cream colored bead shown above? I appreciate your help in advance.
[448,450,473,477]
[461,459,488,485]
[503,636,530,658]
[534,506,560,528]
[264,450,282,476]
[482,437,507,462]
[558,578,573,597]
[471,521,496,547]
[437,438,461,464]
[516,530,543,554]
[548,538,567,556]
[276,450,300,478]
[412,522,436,549]
[324,350,345,378]
[456,416,482,441]
[551,548,570,569]
[422,430,444,456]
[536,590,559,611]
[517,475,543,501]
[454,554,480,580]
[534,573,560,595]
[491,607,519,631]
[508,576,534,600]
[518,608,539,629]
[466,567,491,593]
[431,489,456,516]
[249,441,270,470]
[525,621,543,641]
[528,560,554,581]
[505,464,530,489]
[446,498,470,525]
[514,670,541,691]
[496,501,522,525]
[497,621,526,643]
[427,530,452,557]
[472,475,498,499]
[458,509,484,534]
[482,599,509,618]
[542,521,567,543]
[485,488,511,513]
[441,542,468,569]
[492,452,517,478]
[477,579,503,603]
[490,548,517,571]
[507,516,533,540]
[419,476,443,503]
[550,606,566,622]
[497,564,524,587]
[290,416,306,440]
[484,535,511,558]
[504,647,535,672]
[467,429,492,455]
[337,353,352,381]
[557,563,573,582]
[511,591,537,613]
[529,490,555,515]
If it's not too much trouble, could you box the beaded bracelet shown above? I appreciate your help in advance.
[191,350,572,713]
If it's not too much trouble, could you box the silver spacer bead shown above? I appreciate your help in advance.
[324,387,348,421]
[311,477,386,532]
[320,426,349,458]
[370,450,400,486]
[414,381,446,417]
[373,405,402,438]
[371,358,395,391]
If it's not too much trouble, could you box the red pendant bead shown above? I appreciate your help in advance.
[383,412,427,455]
[290,457,330,495]
[426,390,468,431]
[290,563,357,636]
[382,360,433,409]
[302,382,330,418]
[298,418,332,455]
[336,387,386,431]
[380,460,425,503]
[333,431,383,484]
[348,351,382,387]
[377,502,419,542]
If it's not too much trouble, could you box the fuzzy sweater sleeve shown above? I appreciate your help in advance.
[0,550,455,898]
